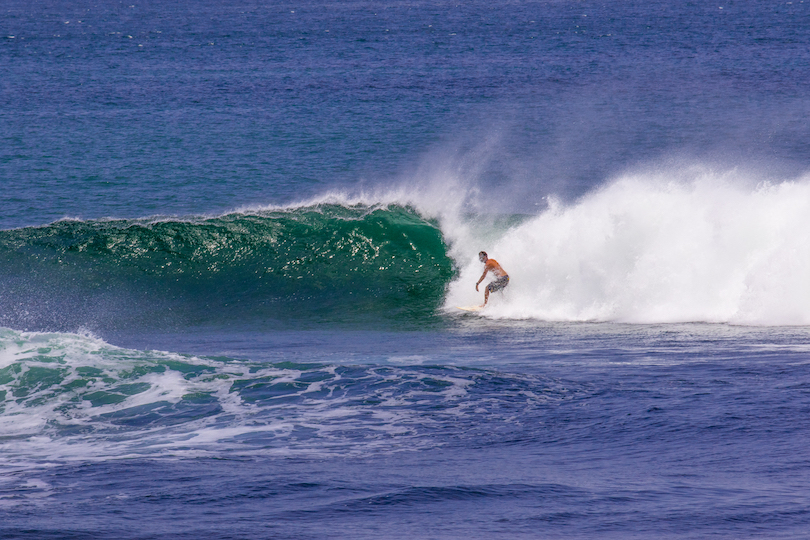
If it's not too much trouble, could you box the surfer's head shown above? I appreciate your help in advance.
[479,251,488,263]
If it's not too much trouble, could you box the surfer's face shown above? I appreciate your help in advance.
[479,253,486,263]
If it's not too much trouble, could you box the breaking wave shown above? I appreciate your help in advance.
[4,166,810,329]
[446,168,810,326]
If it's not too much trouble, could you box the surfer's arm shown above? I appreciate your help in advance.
[475,268,489,291]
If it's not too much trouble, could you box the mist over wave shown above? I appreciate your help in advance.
[444,167,810,325]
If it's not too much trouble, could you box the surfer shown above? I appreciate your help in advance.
[475,251,509,306]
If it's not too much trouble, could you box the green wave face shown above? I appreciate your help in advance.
[0,205,455,331]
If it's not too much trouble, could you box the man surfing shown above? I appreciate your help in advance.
[475,251,509,307]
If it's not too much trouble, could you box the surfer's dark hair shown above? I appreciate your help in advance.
[479,251,487,259]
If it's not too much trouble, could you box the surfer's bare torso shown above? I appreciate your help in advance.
[475,251,509,306]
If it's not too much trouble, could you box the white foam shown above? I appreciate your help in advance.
[443,167,810,325]
[0,330,505,467]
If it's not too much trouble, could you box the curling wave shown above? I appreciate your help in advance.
[4,167,810,330]
[0,204,455,332]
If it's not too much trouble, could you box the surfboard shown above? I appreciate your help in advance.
[456,305,483,312]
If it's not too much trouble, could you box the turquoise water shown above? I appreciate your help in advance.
[0,205,454,331]
[3,0,810,538]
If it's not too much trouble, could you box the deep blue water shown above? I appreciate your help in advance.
[3,0,810,538]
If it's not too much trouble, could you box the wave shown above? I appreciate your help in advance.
[0,203,455,332]
[0,328,570,466]
[445,168,810,325]
[4,165,810,329]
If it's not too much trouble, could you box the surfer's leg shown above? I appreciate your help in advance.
[484,277,508,306]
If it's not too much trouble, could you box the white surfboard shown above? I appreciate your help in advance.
[456,305,483,312]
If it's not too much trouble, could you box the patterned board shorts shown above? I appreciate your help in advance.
[486,275,509,293]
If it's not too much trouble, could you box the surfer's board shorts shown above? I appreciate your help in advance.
[486,275,509,293]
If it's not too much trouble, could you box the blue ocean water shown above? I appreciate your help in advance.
[3,0,810,538]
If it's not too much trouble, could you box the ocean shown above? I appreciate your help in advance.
[2,0,810,538]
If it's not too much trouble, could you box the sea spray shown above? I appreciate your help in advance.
[445,169,810,325]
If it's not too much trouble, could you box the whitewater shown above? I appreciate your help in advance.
[443,167,810,325]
